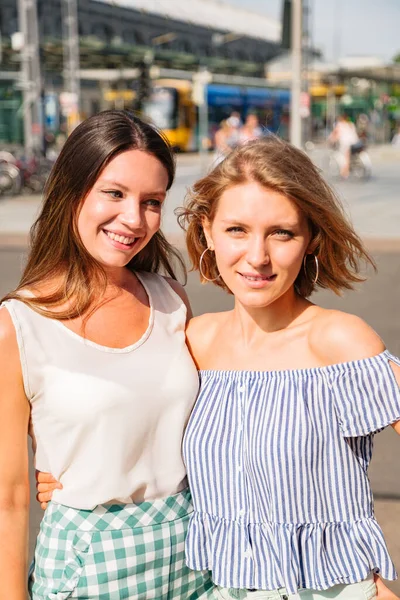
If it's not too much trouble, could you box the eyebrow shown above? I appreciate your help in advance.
[97,179,130,191]
[97,180,166,197]
[220,219,299,227]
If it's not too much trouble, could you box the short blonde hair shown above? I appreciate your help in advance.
[178,136,375,297]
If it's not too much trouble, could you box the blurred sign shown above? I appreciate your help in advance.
[340,94,353,106]
[59,92,78,116]
[192,70,212,106]
[299,91,310,118]
[44,94,59,131]
[150,65,161,79]
[103,90,136,102]
[11,32,25,51]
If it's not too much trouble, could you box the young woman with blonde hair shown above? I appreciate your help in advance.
[178,136,400,599]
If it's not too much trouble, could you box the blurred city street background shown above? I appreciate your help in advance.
[1,0,400,594]
[1,147,400,593]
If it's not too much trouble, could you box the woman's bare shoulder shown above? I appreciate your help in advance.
[0,305,24,379]
[186,312,229,365]
[187,311,227,340]
[309,308,385,366]
[0,304,17,342]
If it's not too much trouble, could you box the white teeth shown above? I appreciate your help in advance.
[243,275,268,281]
[105,231,135,245]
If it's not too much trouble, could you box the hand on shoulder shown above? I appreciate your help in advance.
[310,309,385,367]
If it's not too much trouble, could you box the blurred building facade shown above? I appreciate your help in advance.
[267,52,400,143]
[1,0,399,147]
[0,0,283,144]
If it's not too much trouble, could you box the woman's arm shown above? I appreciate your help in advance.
[389,359,400,435]
[375,574,400,599]
[0,309,31,600]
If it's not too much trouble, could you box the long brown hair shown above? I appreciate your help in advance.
[2,110,185,319]
[178,136,375,297]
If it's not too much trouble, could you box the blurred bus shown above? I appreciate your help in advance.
[144,80,196,151]
[144,78,290,151]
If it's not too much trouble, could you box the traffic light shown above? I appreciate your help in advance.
[136,61,152,109]
[281,0,292,50]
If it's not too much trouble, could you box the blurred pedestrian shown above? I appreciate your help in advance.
[239,112,263,143]
[43,131,59,161]
[0,110,217,599]
[226,110,242,130]
[329,113,360,178]
[179,136,400,599]
[391,125,400,147]
[213,119,239,165]
[356,113,370,144]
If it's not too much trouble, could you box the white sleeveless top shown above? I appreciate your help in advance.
[3,272,200,509]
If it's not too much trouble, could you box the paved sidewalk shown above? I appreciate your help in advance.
[2,145,400,251]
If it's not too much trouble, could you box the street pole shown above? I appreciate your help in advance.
[17,0,32,155]
[192,67,212,170]
[290,0,302,148]
[17,0,42,156]
[62,0,80,131]
[199,89,208,165]
[29,0,43,152]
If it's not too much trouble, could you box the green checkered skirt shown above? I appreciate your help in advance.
[29,488,217,599]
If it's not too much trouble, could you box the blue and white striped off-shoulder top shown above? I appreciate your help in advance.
[183,350,400,595]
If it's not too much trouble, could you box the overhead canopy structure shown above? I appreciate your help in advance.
[99,0,281,43]
[332,63,400,85]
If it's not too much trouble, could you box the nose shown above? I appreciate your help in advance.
[119,201,144,231]
[246,235,270,268]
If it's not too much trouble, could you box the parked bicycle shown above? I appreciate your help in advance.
[0,150,53,197]
[0,151,21,196]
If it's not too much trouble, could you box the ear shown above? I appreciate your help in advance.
[305,232,319,257]
[201,217,214,251]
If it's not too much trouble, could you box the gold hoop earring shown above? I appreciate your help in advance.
[303,254,319,285]
[199,247,220,282]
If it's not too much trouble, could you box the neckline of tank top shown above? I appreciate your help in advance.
[48,272,155,354]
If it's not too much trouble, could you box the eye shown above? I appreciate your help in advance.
[144,199,162,208]
[226,226,245,234]
[104,189,123,199]
[273,229,294,239]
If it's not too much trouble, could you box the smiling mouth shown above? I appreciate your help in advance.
[103,229,138,247]
[239,272,277,282]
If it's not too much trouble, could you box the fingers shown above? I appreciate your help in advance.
[37,482,62,493]
[40,502,48,511]
[35,470,59,484]
[36,490,53,504]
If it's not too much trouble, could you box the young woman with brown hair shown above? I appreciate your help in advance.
[0,110,217,599]
[37,136,400,599]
